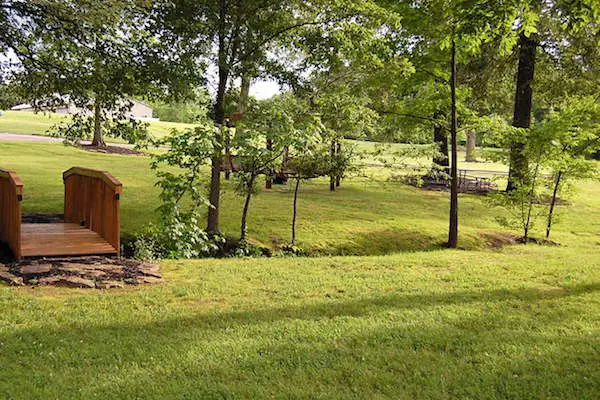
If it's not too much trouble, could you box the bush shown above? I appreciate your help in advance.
[280,244,307,256]
[226,238,273,258]
[131,226,273,260]
[132,207,224,260]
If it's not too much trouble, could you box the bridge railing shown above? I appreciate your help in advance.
[63,167,123,252]
[0,168,23,259]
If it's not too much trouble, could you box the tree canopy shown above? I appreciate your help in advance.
[2,0,600,250]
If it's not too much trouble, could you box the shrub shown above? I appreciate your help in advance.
[132,207,223,260]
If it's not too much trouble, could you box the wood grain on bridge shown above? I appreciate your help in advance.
[20,223,116,257]
[0,166,122,260]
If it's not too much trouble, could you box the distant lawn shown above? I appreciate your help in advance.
[1,140,598,253]
[0,111,507,172]
[0,247,599,399]
[353,140,508,184]
[0,110,196,140]
[0,141,524,254]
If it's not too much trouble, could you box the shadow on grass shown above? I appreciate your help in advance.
[1,282,599,398]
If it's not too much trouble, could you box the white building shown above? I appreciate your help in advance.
[10,98,157,121]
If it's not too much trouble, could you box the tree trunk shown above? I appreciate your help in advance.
[224,138,231,180]
[208,90,226,233]
[545,171,563,241]
[240,174,256,241]
[266,138,273,189]
[329,140,336,191]
[224,126,231,180]
[238,73,251,114]
[208,137,223,234]
[274,145,289,185]
[432,111,449,175]
[465,131,477,162]
[292,178,301,244]
[523,152,542,244]
[507,32,536,191]
[92,100,105,148]
[336,141,342,187]
[207,0,229,234]
[448,37,459,249]
[227,73,251,182]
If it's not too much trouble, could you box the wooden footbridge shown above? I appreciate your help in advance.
[0,167,122,261]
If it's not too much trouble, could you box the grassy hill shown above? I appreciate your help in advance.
[0,139,599,399]
[1,140,588,254]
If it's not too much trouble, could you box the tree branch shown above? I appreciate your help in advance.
[414,67,449,84]
[237,19,332,65]
[372,107,442,124]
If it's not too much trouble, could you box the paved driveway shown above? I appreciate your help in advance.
[0,132,134,148]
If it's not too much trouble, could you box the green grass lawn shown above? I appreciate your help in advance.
[0,110,196,140]
[3,140,592,254]
[1,248,599,399]
[1,140,600,398]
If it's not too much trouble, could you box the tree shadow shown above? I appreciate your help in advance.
[1,282,599,398]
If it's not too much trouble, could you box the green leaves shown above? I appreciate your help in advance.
[135,122,221,259]
[521,10,540,37]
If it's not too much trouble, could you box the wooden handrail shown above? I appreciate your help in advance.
[63,167,122,253]
[0,168,24,195]
[0,167,23,260]
[63,167,123,192]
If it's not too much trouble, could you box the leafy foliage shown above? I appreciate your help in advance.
[7,1,199,146]
[133,123,220,259]
[133,210,222,260]
[232,93,322,240]
[48,101,151,145]
[486,95,600,241]
[487,184,547,243]
[0,81,22,110]
[150,90,211,123]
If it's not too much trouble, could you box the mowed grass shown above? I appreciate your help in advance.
[1,140,599,253]
[1,140,600,398]
[0,110,196,139]
[4,140,594,254]
[1,248,599,399]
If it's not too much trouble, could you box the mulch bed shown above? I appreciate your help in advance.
[79,144,145,156]
[0,256,162,289]
[479,231,560,248]
[2,213,162,289]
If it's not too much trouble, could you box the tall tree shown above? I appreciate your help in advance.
[235,93,320,240]
[448,35,459,248]
[305,68,380,191]
[376,0,523,248]
[506,0,600,190]
[7,0,193,147]
[507,31,537,191]
[158,0,398,233]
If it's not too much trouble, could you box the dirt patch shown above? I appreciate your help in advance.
[405,174,498,195]
[21,213,64,224]
[79,144,145,156]
[537,194,571,206]
[515,236,561,246]
[0,256,162,289]
[479,231,521,248]
[479,231,560,248]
